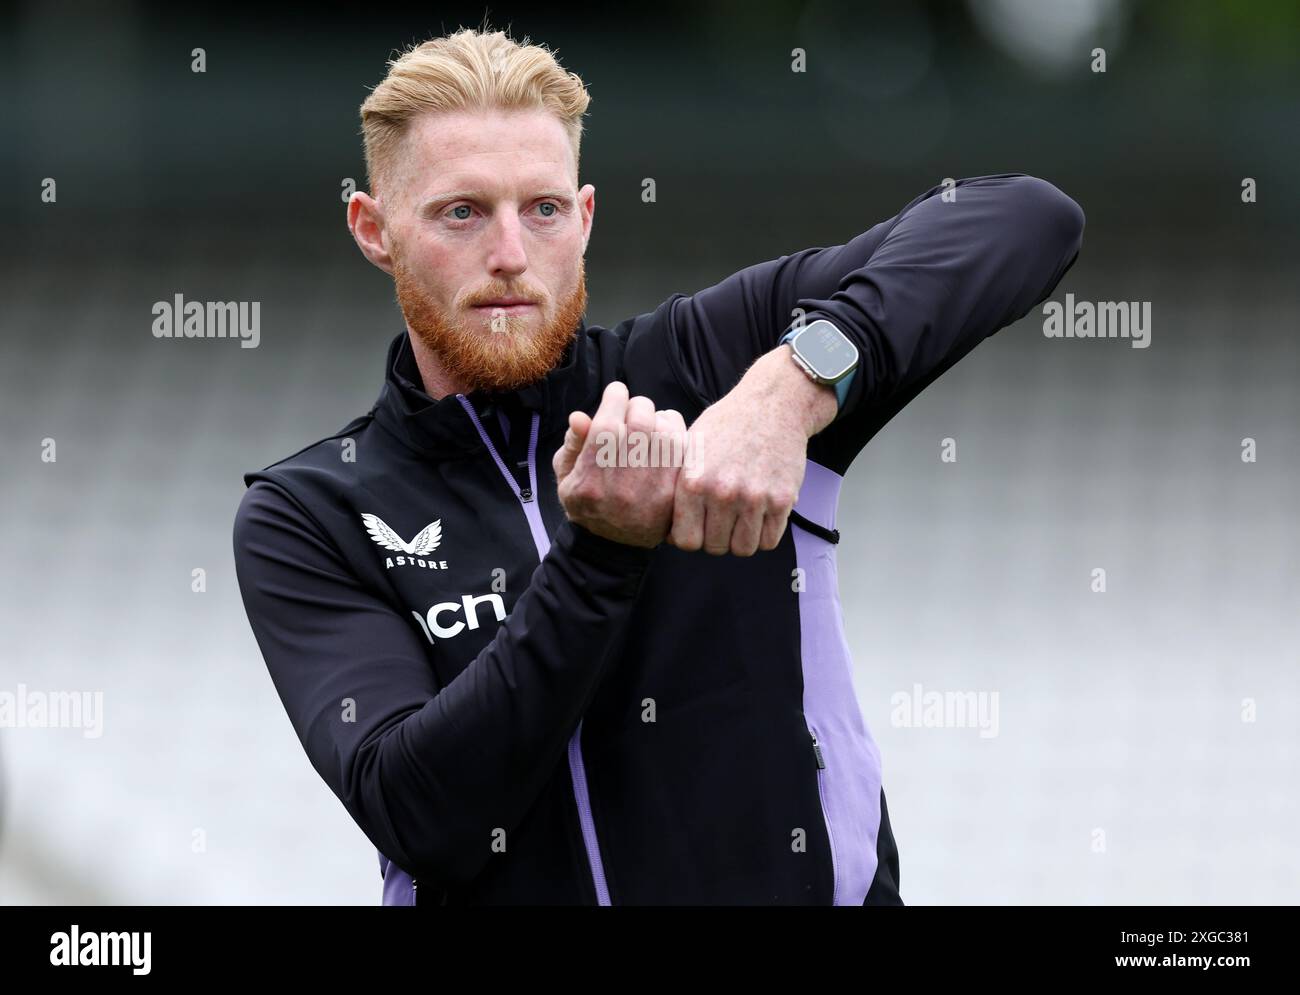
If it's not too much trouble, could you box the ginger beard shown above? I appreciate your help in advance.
[394,253,587,394]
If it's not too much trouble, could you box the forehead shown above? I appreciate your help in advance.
[391,108,576,200]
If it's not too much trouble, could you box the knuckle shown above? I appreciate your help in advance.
[770,487,798,510]
[671,526,699,551]
[711,481,740,505]
[572,479,600,506]
[680,473,710,498]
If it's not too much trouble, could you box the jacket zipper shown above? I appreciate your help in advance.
[808,723,840,905]
[456,395,613,906]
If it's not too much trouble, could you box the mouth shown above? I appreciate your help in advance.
[472,300,538,312]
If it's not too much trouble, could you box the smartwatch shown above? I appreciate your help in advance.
[779,318,859,411]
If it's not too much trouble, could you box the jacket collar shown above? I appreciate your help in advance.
[371,324,590,457]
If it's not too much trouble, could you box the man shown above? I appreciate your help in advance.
[233,27,1084,905]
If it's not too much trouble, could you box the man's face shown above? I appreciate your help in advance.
[366,107,594,394]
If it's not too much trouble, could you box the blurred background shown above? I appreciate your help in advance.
[1,0,1296,904]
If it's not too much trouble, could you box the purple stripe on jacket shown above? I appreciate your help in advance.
[792,458,883,905]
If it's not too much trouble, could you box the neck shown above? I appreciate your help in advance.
[407,328,471,400]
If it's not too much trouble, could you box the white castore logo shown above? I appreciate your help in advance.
[361,514,448,570]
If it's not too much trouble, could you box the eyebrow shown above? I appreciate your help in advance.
[421,189,574,209]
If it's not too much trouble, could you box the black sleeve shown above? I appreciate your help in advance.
[661,173,1085,470]
[232,479,652,887]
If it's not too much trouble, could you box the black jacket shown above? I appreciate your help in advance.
[233,174,1084,904]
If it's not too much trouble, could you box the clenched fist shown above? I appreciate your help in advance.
[554,381,688,548]
[668,344,838,556]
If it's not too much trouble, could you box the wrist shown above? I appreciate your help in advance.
[779,319,860,428]
[564,519,658,565]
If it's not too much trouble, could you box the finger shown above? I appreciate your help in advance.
[670,473,706,551]
[568,409,593,460]
[587,381,629,459]
[758,505,792,551]
[656,409,688,460]
[658,409,687,432]
[592,381,629,429]
[651,411,671,466]
[625,395,656,456]
[650,409,692,499]
[729,501,764,557]
[652,410,685,467]
[701,496,737,556]
[553,410,592,482]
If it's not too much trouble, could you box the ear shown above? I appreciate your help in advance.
[348,192,393,274]
[578,182,595,254]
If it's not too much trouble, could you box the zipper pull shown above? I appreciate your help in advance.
[412,877,419,904]
[519,487,534,502]
[810,729,826,770]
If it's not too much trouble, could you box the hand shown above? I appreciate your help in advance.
[554,381,689,548]
[668,346,837,556]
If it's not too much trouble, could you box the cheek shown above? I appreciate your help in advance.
[402,237,463,301]
[535,238,584,292]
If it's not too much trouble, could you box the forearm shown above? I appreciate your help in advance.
[366,521,651,884]
[801,174,1085,417]
[727,344,838,439]
[658,173,1083,432]
[235,482,652,887]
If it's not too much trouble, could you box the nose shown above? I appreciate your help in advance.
[486,210,528,279]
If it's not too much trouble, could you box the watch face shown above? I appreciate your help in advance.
[796,320,858,380]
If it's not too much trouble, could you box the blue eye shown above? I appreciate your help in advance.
[537,202,557,217]
[450,205,472,220]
